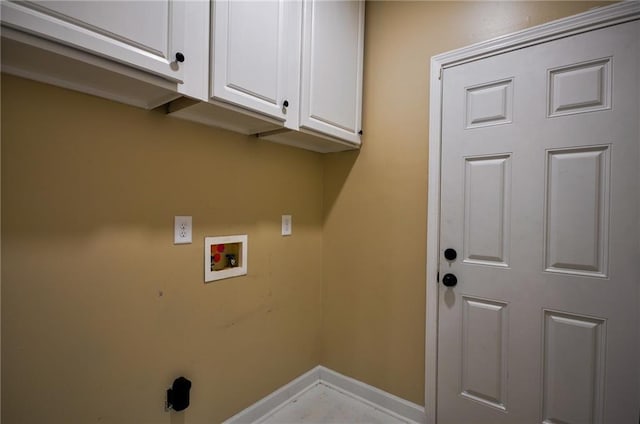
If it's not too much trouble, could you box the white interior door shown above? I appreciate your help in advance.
[438,20,639,424]
[1,0,185,82]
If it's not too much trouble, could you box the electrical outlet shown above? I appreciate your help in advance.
[174,216,192,244]
[281,214,292,236]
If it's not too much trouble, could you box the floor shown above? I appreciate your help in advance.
[259,383,408,424]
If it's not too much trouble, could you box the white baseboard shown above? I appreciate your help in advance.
[223,365,426,424]
[318,367,426,423]
[223,366,320,424]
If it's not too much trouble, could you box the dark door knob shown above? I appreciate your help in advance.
[175,52,185,63]
[444,248,457,261]
[442,273,457,287]
[283,100,289,108]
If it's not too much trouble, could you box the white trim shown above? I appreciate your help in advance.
[319,367,425,424]
[0,51,3,422]
[223,366,320,424]
[425,52,443,424]
[223,366,426,424]
[425,3,640,424]
[432,1,640,71]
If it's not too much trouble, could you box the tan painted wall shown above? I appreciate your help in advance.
[321,0,613,406]
[1,75,323,423]
[1,2,617,423]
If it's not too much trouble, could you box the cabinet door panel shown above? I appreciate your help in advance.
[1,0,185,82]
[212,0,295,122]
[300,0,363,144]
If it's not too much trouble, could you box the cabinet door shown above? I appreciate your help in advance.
[0,1,186,82]
[212,0,299,123]
[300,0,364,144]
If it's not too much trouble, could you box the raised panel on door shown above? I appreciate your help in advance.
[212,0,296,123]
[461,297,509,411]
[544,146,610,277]
[542,311,606,424]
[0,0,185,82]
[463,154,511,267]
[299,0,364,144]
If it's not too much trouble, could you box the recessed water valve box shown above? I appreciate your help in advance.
[204,235,248,282]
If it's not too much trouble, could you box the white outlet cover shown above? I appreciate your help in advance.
[281,214,292,236]
[174,216,192,244]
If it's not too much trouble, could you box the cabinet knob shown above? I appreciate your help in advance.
[283,100,289,108]
[175,52,185,63]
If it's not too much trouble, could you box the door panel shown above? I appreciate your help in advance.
[461,296,508,411]
[544,146,610,277]
[299,0,364,143]
[542,311,606,424]
[438,20,639,424]
[465,79,514,129]
[212,0,295,122]
[463,155,511,266]
[548,58,611,117]
[28,1,168,55]
[227,2,280,102]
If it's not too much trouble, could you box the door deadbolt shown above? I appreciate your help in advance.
[444,248,457,261]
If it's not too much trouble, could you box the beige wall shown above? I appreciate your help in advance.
[321,0,612,406]
[1,2,616,423]
[1,75,323,423]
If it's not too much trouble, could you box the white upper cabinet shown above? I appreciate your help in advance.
[1,0,186,82]
[299,0,364,144]
[0,0,206,109]
[1,0,365,152]
[212,0,301,124]
[201,0,364,151]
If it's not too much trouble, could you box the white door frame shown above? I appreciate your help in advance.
[425,3,640,423]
